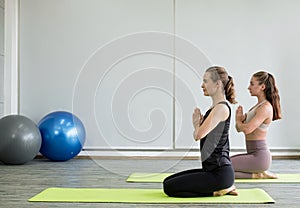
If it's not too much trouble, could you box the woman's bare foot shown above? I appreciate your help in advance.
[262,171,278,179]
[252,171,278,179]
[213,185,238,197]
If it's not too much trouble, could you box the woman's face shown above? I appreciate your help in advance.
[201,72,218,96]
[248,76,265,96]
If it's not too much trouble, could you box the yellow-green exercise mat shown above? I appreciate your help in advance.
[29,188,274,204]
[126,172,300,183]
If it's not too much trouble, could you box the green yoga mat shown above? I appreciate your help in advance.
[29,188,274,204]
[126,172,300,183]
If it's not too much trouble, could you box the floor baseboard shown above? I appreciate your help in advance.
[35,149,300,160]
[76,149,300,160]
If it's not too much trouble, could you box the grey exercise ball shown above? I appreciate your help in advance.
[0,115,42,165]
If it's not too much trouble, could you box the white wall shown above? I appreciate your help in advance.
[19,0,174,150]
[0,0,4,117]
[4,0,19,115]
[18,0,300,151]
[175,0,300,149]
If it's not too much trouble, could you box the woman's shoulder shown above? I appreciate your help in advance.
[214,102,230,111]
[260,101,272,109]
[256,101,273,115]
[211,102,230,120]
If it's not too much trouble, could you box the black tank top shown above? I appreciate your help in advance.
[200,101,232,171]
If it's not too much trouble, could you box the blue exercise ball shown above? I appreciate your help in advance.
[38,111,86,161]
[0,115,42,165]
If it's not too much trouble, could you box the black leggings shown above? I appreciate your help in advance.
[163,165,234,197]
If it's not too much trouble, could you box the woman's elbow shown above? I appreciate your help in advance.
[194,132,204,141]
[197,133,206,140]
[235,125,241,132]
[241,127,253,134]
[194,134,201,141]
[236,123,253,134]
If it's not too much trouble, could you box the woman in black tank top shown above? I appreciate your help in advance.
[163,66,238,197]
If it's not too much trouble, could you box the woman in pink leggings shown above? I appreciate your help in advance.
[231,71,281,179]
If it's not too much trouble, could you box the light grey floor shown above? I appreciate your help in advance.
[0,158,299,207]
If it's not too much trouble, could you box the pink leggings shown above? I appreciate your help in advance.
[230,140,272,178]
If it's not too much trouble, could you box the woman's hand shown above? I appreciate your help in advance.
[235,105,246,132]
[192,108,203,129]
[235,105,246,122]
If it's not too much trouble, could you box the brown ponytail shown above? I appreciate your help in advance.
[224,75,237,104]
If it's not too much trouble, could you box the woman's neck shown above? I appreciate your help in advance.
[257,95,267,104]
[211,94,226,107]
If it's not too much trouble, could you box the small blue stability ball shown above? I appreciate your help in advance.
[38,111,86,161]
[0,115,42,165]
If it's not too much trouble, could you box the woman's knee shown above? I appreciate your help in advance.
[163,180,173,196]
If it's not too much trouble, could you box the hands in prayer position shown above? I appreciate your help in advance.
[192,108,203,129]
